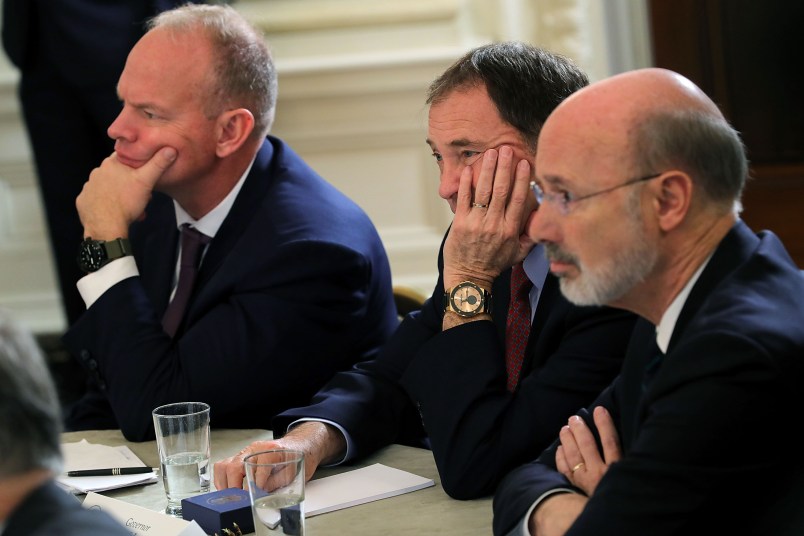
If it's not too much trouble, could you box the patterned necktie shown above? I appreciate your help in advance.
[505,262,533,392]
[162,224,211,337]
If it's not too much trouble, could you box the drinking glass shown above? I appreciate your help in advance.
[152,401,211,516]
[244,449,305,536]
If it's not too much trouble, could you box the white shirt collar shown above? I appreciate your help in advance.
[172,155,256,237]
[655,254,712,353]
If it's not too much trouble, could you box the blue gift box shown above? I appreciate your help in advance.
[181,488,254,535]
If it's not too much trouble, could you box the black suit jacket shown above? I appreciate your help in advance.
[3,480,130,535]
[493,221,804,536]
[276,235,637,499]
[63,137,399,441]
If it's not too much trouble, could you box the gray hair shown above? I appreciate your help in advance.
[427,42,589,151]
[149,3,278,140]
[632,110,748,214]
[0,309,63,477]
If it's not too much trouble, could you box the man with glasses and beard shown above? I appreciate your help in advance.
[492,68,804,536]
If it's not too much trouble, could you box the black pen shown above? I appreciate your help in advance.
[66,467,154,477]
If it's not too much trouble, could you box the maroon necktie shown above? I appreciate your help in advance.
[162,224,211,337]
[505,262,533,391]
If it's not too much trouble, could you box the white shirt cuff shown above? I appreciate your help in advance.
[76,257,139,308]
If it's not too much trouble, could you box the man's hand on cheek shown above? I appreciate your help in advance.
[443,147,533,287]
[76,146,177,239]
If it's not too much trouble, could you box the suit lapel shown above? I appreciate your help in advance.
[621,319,658,448]
[134,193,179,316]
[530,273,559,335]
[492,265,512,343]
[668,220,758,352]
[519,273,559,372]
[195,139,276,289]
[172,139,276,336]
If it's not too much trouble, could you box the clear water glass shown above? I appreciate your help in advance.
[244,449,305,536]
[152,401,211,516]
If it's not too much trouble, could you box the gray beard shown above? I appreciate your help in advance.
[557,232,656,306]
[548,197,657,306]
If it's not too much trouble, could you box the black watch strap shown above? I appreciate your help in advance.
[102,238,131,259]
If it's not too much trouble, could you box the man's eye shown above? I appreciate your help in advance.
[431,152,443,162]
[461,150,480,160]
[143,110,157,119]
[559,191,573,205]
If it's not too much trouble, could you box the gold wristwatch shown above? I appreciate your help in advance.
[444,281,492,318]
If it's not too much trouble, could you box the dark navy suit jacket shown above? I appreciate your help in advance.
[62,137,399,441]
[493,221,804,536]
[3,481,130,535]
[276,235,637,499]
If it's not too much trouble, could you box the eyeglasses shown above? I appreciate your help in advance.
[529,172,662,215]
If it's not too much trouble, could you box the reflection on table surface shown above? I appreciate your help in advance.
[61,429,493,535]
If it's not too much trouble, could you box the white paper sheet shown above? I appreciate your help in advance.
[305,463,434,517]
[57,439,158,494]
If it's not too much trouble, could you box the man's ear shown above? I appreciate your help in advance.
[653,171,692,232]
[215,108,255,157]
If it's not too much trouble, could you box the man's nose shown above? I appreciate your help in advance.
[527,202,560,244]
[107,108,131,142]
[437,163,464,201]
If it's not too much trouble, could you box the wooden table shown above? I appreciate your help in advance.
[62,429,493,535]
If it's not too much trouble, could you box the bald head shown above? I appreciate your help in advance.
[565,68,722,120]
[539,68,747,214]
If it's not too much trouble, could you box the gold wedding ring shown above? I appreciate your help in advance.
[571,462,585,474]
[471,202,488,208]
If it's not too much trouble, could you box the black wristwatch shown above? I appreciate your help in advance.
[444,281,492,318]
[77,237,132,273]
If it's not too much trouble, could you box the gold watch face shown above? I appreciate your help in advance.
[449,282,485,317]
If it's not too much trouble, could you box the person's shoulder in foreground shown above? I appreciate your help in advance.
[0,309,130,535]
[5,480,131,536]
[61,3,397,441]
[493,67,804,536]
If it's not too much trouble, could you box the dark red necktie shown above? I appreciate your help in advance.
[162,224,211,337]
[505,262,533,391]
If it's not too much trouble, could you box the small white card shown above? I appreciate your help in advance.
[83,493,207,536]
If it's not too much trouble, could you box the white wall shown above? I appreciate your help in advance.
[0,0,652,334]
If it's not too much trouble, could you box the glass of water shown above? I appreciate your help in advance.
[152,401,211,517]
[244,449,305,536]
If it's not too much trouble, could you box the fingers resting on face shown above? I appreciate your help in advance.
[442,146,534,284]
[459,146,532,212]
